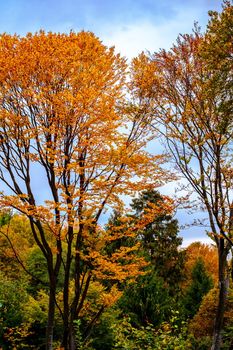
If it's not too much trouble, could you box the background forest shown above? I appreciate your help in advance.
[0,1,232,350]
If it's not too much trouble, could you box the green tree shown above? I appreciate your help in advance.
[103,190,184,330]
[131,189,185,294]
[118,272,172,327]
[183,257,213,319]
[0,272,29,348]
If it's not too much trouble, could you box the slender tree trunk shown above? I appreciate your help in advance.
[69,324,76,350]
[211,240,228,350]
[61,328,69,350]
[46,286,56,350]
[61,322,77,350]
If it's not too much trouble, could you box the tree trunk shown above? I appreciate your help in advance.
[46,287,56,350]
[69,325,76,350]
[61,326,69,350]
[211,241,228,350]
[61,322,77,350]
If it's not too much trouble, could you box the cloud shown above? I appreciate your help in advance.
[99,6,206,59]
[182,236,213,248]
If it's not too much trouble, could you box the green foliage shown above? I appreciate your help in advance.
[131,189,185,295]
[0,273,28,329]
[0,272,30,348]
[0,211,12,227]
[26,247,49,294]
[87,308,118,350]
[111,312,195,350]
[118,272,173,327]
[183,257,213,319]
[112,318,156,350]
[74,319,84,350]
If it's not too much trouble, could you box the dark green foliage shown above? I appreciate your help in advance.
[0,211,12,228]
[87,309,118,350]
[183,257,213,319]
[131,189,185,295]
[104,189,185,330]
[26,246,66,295]
[0,273,28,347]
[26,247,49,295]
[118,272,172,327]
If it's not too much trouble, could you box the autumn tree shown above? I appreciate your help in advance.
[0,31,169,350]
[189,287,233,349]
[130,4,233,349]
[201,1,233,128]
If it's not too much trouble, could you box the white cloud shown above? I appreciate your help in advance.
[182,236,214,248]
[100,7,203,59]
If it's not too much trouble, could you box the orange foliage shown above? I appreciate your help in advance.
[189,287,233,339]
[184,242,218,286]
[0,31,172,344]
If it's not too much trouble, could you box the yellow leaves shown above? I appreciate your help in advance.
[101,285,122,307]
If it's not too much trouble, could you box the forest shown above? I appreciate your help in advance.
[0,2,232,350]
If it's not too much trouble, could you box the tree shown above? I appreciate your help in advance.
[184,242,218,287]
[105,190,184,329]
[0,31,168,349]
[183,257,213,319]
[130,189,185,294]
[189,287,233,349]
[118,272,172,327]
[131,8,233,348]
[201,1,233,127]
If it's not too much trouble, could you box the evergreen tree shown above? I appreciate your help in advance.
[117,272,172,327]
[183,257,214,319]
[131,189,185,294]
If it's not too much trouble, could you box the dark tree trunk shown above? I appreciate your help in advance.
[68,324,76,350]
[46,287,56,350]
[61,322,77,350]
[211,240,228,350]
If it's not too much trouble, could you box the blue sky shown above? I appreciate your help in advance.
[0,0,222,58]
[0,0,224,246]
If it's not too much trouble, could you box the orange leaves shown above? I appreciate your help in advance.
[101,284,122,307]
[90,245,147,283]
[130,53,159,99]
[0,31,169,228]
[184,242,218,285]
[0,31,175,326]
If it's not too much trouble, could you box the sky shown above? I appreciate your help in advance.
[0,0,222,58]
[0,0,224,246]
